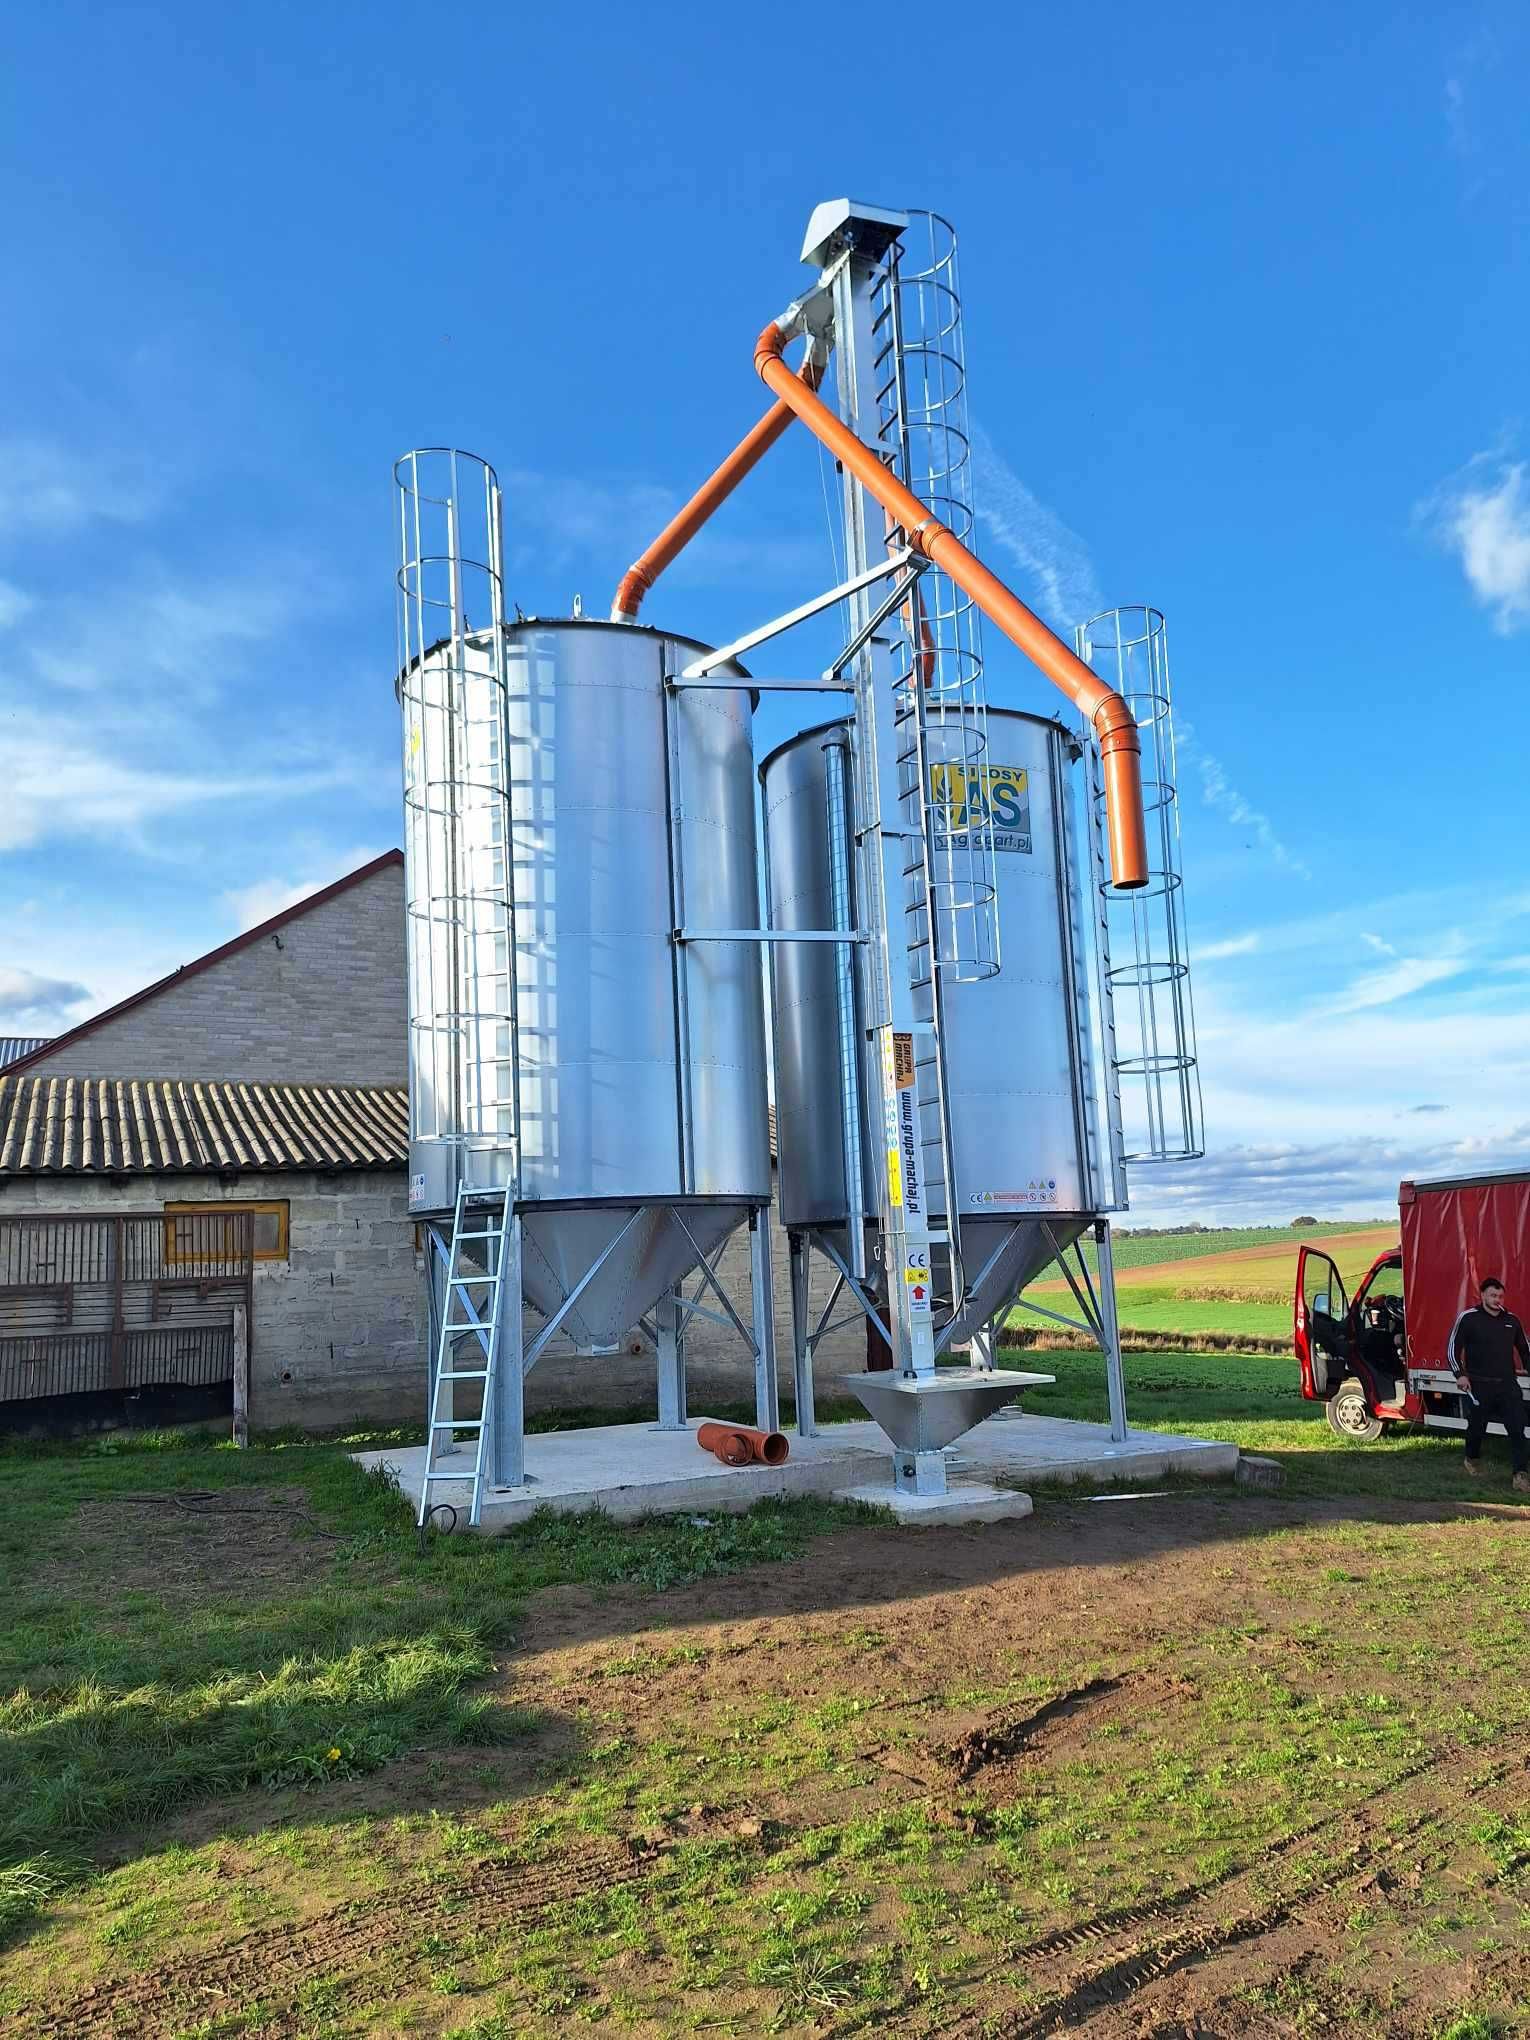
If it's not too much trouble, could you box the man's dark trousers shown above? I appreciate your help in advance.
[1464,1378,1530,1473]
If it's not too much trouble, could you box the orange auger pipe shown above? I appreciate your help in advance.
[611,347,828,623]
[756,321,1150,889]
[696,1421,791,1468]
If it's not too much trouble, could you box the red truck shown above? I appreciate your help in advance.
[1294,1168,1530,1443]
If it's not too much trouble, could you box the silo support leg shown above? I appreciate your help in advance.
[1096,1220,1129,1444]
[488,1218,526,1491]
[750,1205,780,1434]
[789,1232,817,1437]
[654,1286,688,1431]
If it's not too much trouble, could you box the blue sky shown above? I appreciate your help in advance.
[3,1,1527,1223]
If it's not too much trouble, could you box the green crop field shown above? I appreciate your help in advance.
[1012,1221,1399,1346]
[1105,1223,1365,1270]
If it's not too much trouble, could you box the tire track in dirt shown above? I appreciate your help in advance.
[847,1723,1530,2040]
[952,1731,1529,2038]
[3,1840,657,2039]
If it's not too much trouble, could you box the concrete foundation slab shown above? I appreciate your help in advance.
[832,1481,1035,1526]
[355,1409,1238,1532]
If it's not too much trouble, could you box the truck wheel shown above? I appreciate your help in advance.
[1326,1378,1384,1443]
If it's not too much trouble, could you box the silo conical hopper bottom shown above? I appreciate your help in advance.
[941,1213,1092,1347]
[807,1214,1092,1350]
[520,1203,752,1350]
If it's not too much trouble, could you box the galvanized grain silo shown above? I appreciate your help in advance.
[396,450,774,1519]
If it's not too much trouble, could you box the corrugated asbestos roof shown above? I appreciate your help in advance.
[0,1077,408,1177]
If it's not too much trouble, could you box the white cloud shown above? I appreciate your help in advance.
[1359,931,1396,956]
[0,581,33,630]
[1177,720,1312,880]
[0,967,92,1031]
[1429,457,1530,632]
[222,847,392,932]
[969,424,1102,631]
[24,573,302,704]
[0,438,158,536]
[0,550,373,851]
[1134,1122,1530,1227]
[1125,880,1530,1223]
[1,714,356,852]
[1197,933,1260,962]
[1324,955,1463,1014]
[1444,73,1467,156]
[961,432,1306,888]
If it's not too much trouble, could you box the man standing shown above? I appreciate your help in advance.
[1453,1277,1530,1492]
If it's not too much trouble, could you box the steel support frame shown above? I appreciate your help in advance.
[783,1213,1131,1443]
[428,1191,782,1487]
[1038,1218,1128,1444]
[669,1203,779,1432]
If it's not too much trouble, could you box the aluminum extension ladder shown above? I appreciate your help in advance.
[419,1183,512,1529]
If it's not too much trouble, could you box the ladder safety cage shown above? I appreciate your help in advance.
[1077,605,1203,1167]
[870,211,1002,989]
[395,448,522,1206]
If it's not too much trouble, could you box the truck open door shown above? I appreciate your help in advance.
[1294,1245,1349,1400]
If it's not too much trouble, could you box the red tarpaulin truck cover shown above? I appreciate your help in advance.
[1400,1170,1530,1370]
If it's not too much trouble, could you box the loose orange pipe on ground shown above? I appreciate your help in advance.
[695,1421,791,1468]
[611,349,828,623]
[756,320,1150,889]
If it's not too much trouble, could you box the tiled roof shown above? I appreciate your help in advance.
[0,1038,49,1071]
[0,1078,408,1177]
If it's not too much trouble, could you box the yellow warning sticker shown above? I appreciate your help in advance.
[904,1264,929,1286]
[886,1145,902,1209]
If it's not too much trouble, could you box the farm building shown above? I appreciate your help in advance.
[0,854,423,1435]
[0,849,855,1438]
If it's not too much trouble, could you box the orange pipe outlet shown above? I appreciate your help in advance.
[611,351,827,623]
[755,321,1150,890]
[695,1422,791,1468]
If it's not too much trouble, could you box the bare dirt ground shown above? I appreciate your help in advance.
[8,1491,1529,2037]
[32,1486,325,1604]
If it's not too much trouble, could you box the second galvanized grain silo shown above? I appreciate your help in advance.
[762,706,1115,1350]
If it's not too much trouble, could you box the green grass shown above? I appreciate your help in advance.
[1013,1288,1292,1342]
[0,1438,880,1925]
[5,1360,1530,2033]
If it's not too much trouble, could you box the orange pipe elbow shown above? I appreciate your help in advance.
[755,320,1150,889]
[695,1421,790,1468]
[611,352,826,624]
